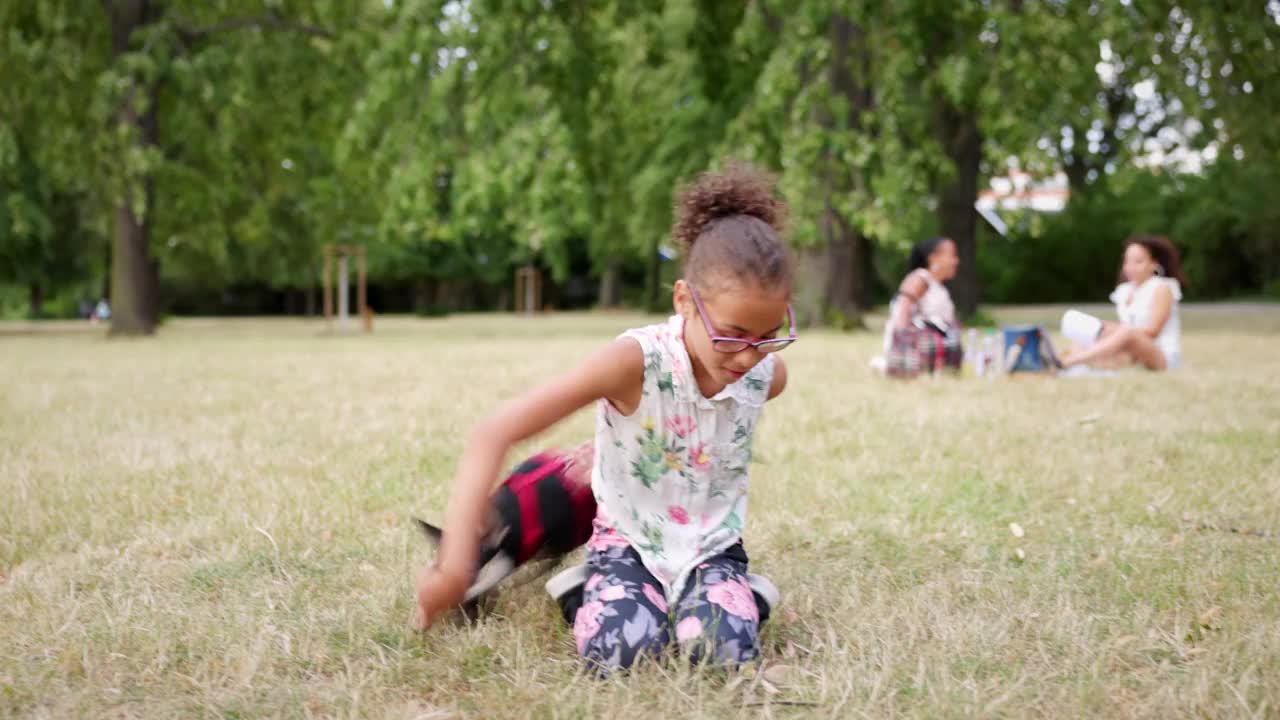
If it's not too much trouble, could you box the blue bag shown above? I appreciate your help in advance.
[1001,325,1062,373]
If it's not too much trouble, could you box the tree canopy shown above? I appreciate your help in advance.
[2,0,1277,330]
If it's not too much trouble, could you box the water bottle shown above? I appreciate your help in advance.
[982,330,993,377]
[993,330,1006,378]
[1003,331,1024,374]
[980,332,995,378]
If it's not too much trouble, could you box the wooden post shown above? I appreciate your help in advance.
[515,267,539,316]
[322,244,333,331]
[337,253,349,328]
[523,266,534,318]
[324,244,372,334]
[534,267,542,313]
[357,246,371,333]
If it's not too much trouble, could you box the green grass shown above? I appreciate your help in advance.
[2,307,1279,718]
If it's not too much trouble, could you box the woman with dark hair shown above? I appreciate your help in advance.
[1061,235,1186,371]
[890,236,959,331]
[875,237,962,376]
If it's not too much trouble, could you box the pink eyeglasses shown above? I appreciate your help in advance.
[687,284,797,354]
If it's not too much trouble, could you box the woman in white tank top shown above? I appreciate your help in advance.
[1061,235,1186,371]
[884,237,959,352]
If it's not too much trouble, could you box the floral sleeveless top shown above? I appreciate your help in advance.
[591,315,776,604]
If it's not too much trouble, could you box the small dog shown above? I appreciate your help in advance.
[414,443,596,619]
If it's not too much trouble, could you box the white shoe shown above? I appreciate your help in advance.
[747,573,780,623]
[545,563,589,624]
[545,563,589,600]
[1058,365,1117,378]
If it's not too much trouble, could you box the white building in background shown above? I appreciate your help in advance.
[974,169,1069,237]
[976,170,1069,213]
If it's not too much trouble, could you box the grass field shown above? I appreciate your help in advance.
[3,306,1279,718]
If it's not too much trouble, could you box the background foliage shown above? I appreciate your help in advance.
[2,1,1277,328]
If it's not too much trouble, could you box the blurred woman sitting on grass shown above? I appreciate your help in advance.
[888,236,959,336]
[876,236,962,376]
[1061,235,1186,371]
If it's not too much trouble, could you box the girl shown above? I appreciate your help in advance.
[1061,235,1185,371]
[414,163,796,673]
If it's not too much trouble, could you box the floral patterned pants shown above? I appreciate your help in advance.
[573,528,760,674]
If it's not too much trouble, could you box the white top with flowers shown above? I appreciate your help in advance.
[591,315,776,604]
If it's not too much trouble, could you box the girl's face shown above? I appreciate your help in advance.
[1122,242,1158,283]
[674,279,791,396]
[928,239,960,281]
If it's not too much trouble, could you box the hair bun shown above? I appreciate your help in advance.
[673,161,786,251]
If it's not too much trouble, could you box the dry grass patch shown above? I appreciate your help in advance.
[2,307,1278,717]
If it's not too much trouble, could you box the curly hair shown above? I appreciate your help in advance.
[672,161,792,293]
[1122,234,1189,286]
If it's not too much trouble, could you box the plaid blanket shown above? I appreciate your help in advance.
[886,325,963,378]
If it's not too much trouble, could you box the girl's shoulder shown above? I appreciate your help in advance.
[732,354,777,408]
[1133,277,1182,303]
[898,270,931,298]
[620,316,682,354]
[618,317,690,390]
[910,268,938,286]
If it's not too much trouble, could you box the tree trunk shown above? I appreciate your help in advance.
[821,213,875,328]
[1063,151,1089,197]
[936,104,983,318]
[29,282,44,318]
[101,236,111,301]
[793,246,827,328]
[855,227,876,309]
[822,207,863,329]
[436,279,467,311]
[598,260,622,308]
[816,13,874,329]
[106,0,161,335]
[110,195,158,333]
[413,278,435,313]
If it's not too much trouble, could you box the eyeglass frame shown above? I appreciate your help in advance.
[686,282,797,354]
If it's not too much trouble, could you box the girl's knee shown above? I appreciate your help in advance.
[580,632,668,674]
[575,598,671,673]
[1120,326,1145,344]
[675,613,760,667]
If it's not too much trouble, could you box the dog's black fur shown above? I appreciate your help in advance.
[413,447,598,620]
[413,516,516,621]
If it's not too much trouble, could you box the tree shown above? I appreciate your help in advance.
[0,133,101,316]
[339,0,592,310]
[725,3,883,327]
[1,1,110,316]
[2,1,359,333]
[6,0,1278,322]
[899,1,999,318]
[729,2,970,325]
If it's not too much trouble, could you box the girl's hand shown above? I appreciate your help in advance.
[419,338,642,631]
[411,563,471,631]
